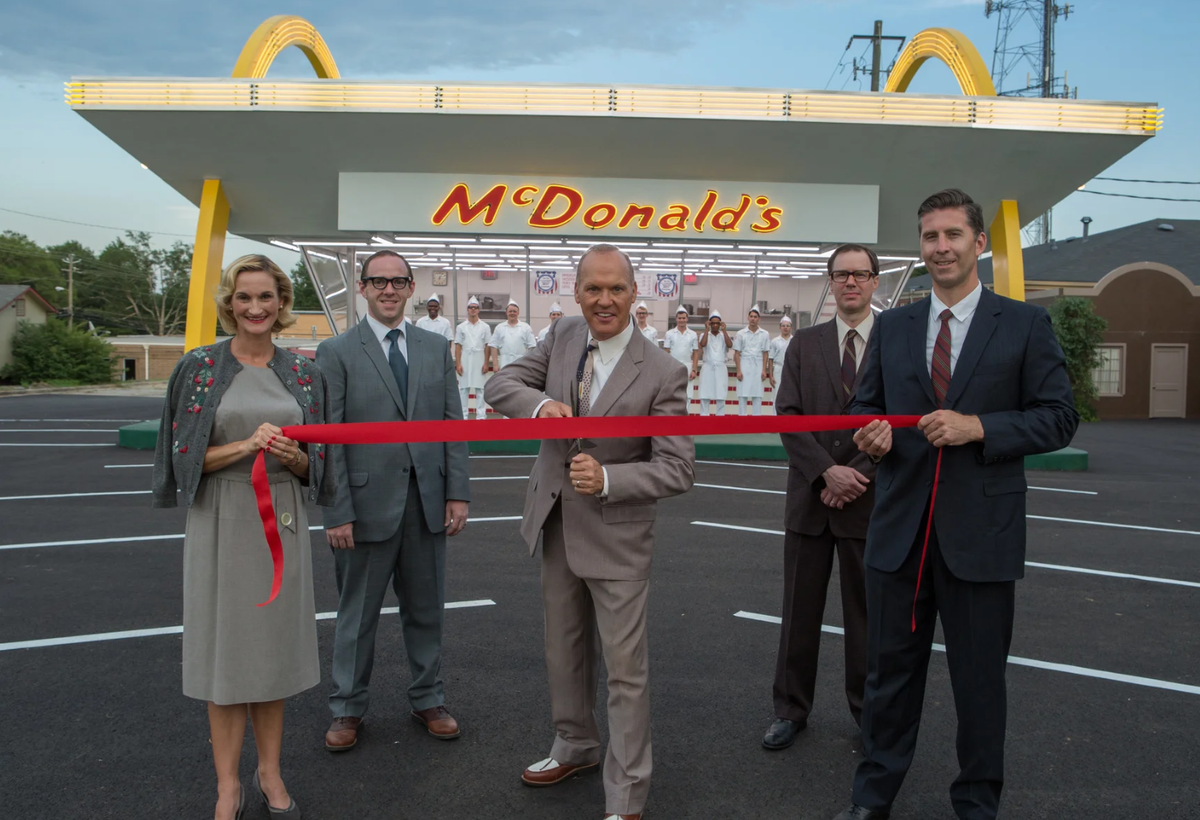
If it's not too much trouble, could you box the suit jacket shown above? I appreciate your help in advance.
[317,318,470,542]
[486,316,695,581]
[775,318,877,539]
[850,287,1078,582]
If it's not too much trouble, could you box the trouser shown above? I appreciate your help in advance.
[459,386,488,419]
[699,399,725,416]
[328,474,447,716]
[852,512,1015,820]
[737,397,762,415]
[773,525,867,725]
[541,503,652,816]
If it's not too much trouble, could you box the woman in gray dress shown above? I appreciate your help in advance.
[153,254,335,820]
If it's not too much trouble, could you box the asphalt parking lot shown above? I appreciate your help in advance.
[1,394,1198,819]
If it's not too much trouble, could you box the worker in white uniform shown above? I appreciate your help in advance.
[768,315,794,396]
[663,306,699,411]
[634,302,659,344]
[697,309,732,416]
[537,302,564,342]
[488,299,538,370]
[733,304,772,416]
[454,295,492,419]
[415,293,455,342]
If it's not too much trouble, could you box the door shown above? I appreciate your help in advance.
[1149,344,1188,418]
[123,358,137,382]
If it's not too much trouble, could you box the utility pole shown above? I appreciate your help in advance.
[985,0,1076,245]
[848,21,906,91]
[62,255,77,330]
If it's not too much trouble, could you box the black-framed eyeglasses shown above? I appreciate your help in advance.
[361,276,413,291]
[830,270,877,283]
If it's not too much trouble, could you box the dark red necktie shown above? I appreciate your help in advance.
[931,309,953,407]
[841,329,858,398]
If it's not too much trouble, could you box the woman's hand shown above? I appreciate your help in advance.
[243,423,282,456]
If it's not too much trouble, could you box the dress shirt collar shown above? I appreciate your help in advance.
[835,311,875,346]
[365,312,408,344]
[930,281,983,324]
[589,319,635,365]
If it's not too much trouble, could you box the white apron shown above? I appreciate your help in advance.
[455,320,491,390]
[734,327,771,399]
[698,333,728,401]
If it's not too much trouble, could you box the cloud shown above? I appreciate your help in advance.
[0,0,792,78]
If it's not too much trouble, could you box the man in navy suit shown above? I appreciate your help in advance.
[831,190,1079,820]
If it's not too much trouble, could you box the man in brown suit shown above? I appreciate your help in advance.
[487,243,695,820]
[763,243,881,750]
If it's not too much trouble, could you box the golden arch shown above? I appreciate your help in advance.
[231,15,340,79]
[884,28,996,97]
[186,17,340,350]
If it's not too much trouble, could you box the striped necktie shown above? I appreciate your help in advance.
[841,329,858,398]
[931,309,953,407]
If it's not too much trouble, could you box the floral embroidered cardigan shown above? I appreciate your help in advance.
[152,339,336,509]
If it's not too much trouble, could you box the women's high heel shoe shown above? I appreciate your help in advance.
[252,770,301,818]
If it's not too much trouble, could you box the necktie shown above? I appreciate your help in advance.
[386,327,409,409]
[841,329,858,399]
[577,343,598,416]
[931,309,953,408]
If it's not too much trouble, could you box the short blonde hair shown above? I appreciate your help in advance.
[215,254,297,334]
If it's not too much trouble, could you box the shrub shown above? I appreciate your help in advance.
[1,319,114,385]
[1047,297,1107,422]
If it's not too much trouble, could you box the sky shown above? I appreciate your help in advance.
[0,0,1196,269]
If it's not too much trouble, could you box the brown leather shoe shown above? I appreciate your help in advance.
[521,757,599,787]
[325,716,362,752]
[410,705,461,739]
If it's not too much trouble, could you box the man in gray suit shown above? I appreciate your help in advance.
[317,250,471,752]
[487,244,695,820]
[763,243,880,751]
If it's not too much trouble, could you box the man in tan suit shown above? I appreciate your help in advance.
[762,243,880,751]
[487,243,695,820]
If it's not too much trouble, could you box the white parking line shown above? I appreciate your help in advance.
[0,490,151,502]
[695,482,784,495]
[0,600,497,652]
[1029,515,1200,537]
[0,418,147,423]
[1029,486,1098,495]
[0,429,120,434]
[470,454,537,459]
[693,522,1200,588]
[0,518,522,551]
[733,611,1200,697]
[104,464,153,469]
[0,443,116,447]
[697,460,789,470]
[470,475,528,481]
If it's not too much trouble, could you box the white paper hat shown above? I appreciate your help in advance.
[549,302,563,314]
[748,304,761,316]
[426,293,440,304]
[467,295,480,307]
[507,299,520,308]
[635,301,649,312]
[779,315,793,325]
[708,309,722,320]
[675,305,689,316]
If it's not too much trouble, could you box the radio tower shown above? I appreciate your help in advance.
[985,0,1077,244]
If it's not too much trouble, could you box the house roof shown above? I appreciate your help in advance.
[0,285,57,313]
[905,218,1200,291]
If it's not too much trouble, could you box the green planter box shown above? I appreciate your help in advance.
[118,420,160,451]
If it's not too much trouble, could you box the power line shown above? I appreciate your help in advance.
[1077,190,1200,203]
[1095,177,1200,186]
[0,206,196,239]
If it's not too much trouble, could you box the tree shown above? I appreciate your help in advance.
[291,260,321,311]
[93,231,191,336]
[0,231,65,307]
[1048,297,1108,422]
[0,318,114,385]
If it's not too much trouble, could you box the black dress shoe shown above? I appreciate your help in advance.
[832,805,890,820]
[761,718,805,750]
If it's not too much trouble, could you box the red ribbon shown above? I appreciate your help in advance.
[251,414,923,605]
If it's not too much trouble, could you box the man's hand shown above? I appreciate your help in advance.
[326,522,355,550]
[736,369,744,382]
[822,464,870,503]
[455,362,463,377]
[918,410,984,448]
[444,500,468,537]
[689,369,698,380]
[569,453,604,496]
[854,419,893,459]
[821,487,845,509]
[761,368,769,382]
[537,401,574,419]
[481,362,489,375]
